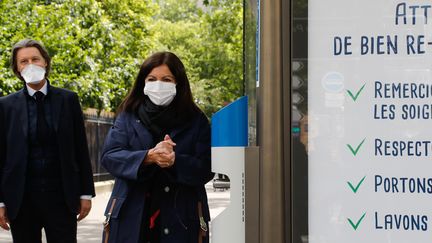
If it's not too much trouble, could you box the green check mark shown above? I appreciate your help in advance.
[347,176,366,193]
[347,139,366,156]
[347,213,366,230]
[347,84,366,101]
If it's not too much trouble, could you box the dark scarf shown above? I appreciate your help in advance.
[137,97,191,143]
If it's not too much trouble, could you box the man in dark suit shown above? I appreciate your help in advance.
[0,39,96,243]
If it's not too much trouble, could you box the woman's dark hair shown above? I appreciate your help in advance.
[118,51,199,115]
[11,39,51,80]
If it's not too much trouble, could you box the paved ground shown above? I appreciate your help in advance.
[0,182,230,243]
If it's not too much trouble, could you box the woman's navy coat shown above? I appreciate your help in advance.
[101,111,213,243]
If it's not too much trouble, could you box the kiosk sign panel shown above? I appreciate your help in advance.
[309,1,432,243]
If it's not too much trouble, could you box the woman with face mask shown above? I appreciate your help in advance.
[101,52,214,243]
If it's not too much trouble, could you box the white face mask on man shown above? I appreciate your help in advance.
[21,64,46,84]
[143,80,177,106]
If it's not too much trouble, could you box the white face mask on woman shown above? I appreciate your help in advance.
[21,64,46,84]
[143,80,177,106]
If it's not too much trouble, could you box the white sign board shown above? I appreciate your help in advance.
[211,147,245,243]
[309,1,432,243]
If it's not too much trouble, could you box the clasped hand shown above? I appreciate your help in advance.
[148,135,176,168]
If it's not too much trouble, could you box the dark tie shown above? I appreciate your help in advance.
[34,91,48,145]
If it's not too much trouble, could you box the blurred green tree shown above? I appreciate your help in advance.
[0,0,243,116]
[154,0,244,116]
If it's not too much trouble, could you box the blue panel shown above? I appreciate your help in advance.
[211,96,248,147]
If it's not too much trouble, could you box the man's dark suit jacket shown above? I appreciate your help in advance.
[0,85,96,220]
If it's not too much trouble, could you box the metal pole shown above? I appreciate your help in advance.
[258,0,285,242]
[282,0,292,242]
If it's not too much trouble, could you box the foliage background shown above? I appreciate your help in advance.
[0,0,243,117]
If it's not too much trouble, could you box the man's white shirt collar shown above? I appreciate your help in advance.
[26,80,48,97]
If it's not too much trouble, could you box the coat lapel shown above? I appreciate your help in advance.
[16,90,28,137]
[131,116,152,148]
[49,87,63,132]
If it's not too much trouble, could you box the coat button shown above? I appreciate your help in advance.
[164,186,170,192]
[163,228,169,235]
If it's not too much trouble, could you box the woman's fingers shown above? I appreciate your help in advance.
[155,141,176,151]
[164,135,176,146]
[155,151,175,168]
[154,135,176,151]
